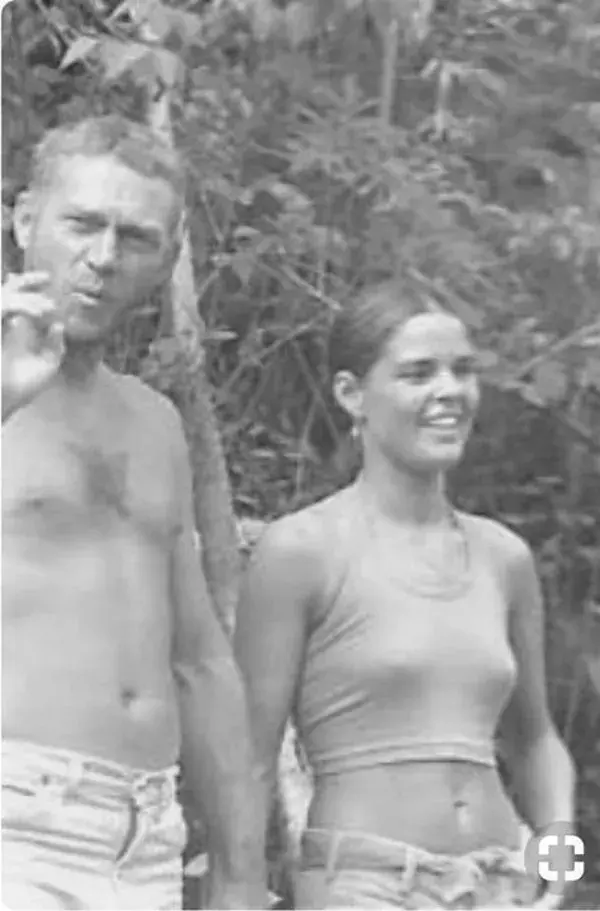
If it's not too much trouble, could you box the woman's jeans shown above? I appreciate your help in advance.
[1,739,187,910]
[294,827,539,909]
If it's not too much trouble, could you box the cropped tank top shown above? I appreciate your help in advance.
[293,491,518,776]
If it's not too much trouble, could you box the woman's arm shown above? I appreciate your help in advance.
[499,535,576,833]
[233,513,323,863]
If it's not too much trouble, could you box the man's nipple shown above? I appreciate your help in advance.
[120,687,136,706]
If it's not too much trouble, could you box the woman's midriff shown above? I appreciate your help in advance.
[307,760,522,855]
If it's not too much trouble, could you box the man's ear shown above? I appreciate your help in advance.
[168,236,182,273]
[13,191,34,252]
[333,369,364,426]
[155,236,181,290]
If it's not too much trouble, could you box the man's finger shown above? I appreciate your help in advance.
[2,314,38,353]
[5,271,51,290]
[2,293,57,326]
[45,322,65,361]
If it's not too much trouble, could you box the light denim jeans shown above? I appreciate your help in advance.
[294,827,540,909]
[1,739,187,910]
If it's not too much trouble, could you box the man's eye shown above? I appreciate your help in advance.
[121,231,155,251]
[68,217,97,232]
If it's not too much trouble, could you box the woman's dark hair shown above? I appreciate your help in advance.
[328,280,440,381]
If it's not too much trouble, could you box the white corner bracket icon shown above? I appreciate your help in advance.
[538,833,585,882]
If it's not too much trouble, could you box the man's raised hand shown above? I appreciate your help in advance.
[2,272,64,421]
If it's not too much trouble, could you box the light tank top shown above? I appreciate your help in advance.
[293,490,517,775]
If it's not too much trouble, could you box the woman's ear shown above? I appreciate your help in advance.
[333,370,364,427]
[13,191,34,252]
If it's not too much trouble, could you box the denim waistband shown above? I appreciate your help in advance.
[2,739,179,809]
[301,827,526,878]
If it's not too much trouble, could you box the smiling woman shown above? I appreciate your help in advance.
[330,294,480,481]
[234,280,576,909]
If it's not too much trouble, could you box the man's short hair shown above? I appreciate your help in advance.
[30,114,186,213]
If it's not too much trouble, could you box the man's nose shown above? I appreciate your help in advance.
[87,229,118,271]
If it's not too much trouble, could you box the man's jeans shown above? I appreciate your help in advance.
[294,827,539,909]
[2,740,187,910]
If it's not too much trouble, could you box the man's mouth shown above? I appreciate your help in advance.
[73,289,103,300]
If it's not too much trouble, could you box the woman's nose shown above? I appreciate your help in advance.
[434,368,464,398]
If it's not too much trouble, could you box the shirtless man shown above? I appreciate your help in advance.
[2,115,265,910]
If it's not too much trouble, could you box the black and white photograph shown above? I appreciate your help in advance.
[2,1,599,909]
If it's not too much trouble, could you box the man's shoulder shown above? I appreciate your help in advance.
[108,369,182,434]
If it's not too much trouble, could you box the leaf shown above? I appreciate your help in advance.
[205,329,238,343]
[233,226,261,241]
[143,1,173,41]
[249,0,282,41]
[2,203,13,232]
[284,2,317,48]
[152,47,182,89]
[98,38,150,82]
[267,181,313,213]
[230,251,256,287]
[584,654,600,697]
[582,357,600,390]
[477,349,500,370]
[149,337,181,367]
[203,176,246,203]
[166,9,204,46]
[468,68,508,98]
[60,36,99,71]
[532,361,569,404]
[184,852,209,878]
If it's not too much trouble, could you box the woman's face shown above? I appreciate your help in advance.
[349,312,480,475]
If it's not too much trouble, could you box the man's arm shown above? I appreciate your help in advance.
[168,406,266,909]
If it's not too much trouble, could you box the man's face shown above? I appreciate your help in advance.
[14,154,180,343]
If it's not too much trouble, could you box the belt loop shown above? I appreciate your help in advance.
[165,771,176,805]
[325,831,343,881]
[66,756,85,795]
[132,770,171,814]
[403,844,417,890]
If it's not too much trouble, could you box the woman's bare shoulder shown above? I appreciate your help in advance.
[460,510,534,575]
[256,486,355,564]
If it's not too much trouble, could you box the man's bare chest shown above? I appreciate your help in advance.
[3,412,178,542]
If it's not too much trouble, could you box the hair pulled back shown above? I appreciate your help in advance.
[328,280,440,381]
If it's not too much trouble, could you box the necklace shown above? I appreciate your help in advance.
[355,483,473,596]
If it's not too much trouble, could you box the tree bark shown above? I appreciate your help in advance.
[144,58,240,636]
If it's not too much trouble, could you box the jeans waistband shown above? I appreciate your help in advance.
[301,828,525,878]
[2,739,179,809]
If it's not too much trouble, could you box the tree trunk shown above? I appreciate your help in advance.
[172,360,240,637]
[144,69,239,636]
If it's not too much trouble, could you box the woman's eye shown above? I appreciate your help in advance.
[398,364,434,382]
[454,360,480,378]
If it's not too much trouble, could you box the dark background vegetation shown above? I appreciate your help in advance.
[3,0,599,907]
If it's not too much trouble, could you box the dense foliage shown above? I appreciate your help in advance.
[3,0,599,906]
